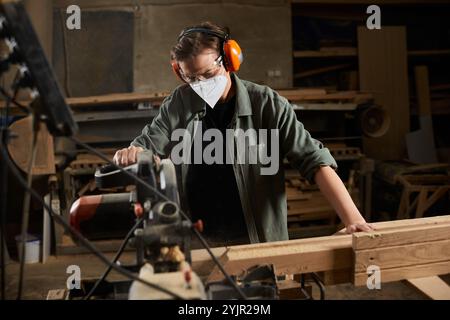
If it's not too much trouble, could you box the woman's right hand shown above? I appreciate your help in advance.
[113,146,144,167]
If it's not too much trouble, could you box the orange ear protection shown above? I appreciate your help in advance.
[171,28,243,82]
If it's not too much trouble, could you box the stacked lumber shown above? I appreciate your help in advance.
[285,165,360,239]
[191,215,450,287]
[353,219,450,286]
[69,152,113,170]
[277,89,372,104]
[0,89,373,115]
[67,92,169,108]
[286,174,338,239]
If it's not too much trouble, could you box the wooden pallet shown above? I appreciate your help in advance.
[285,170,360,239]
[69,153,112,170]
[329,146,361,161]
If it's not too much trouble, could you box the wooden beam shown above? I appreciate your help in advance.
[415,66,432,117]
[353,223,450,250]
[292,0,450,3]
[294,63,352,79]
[53,0,288,9]
[0,92,168,114]
[191,215,450,283]
[405,276,450,300]
[293,48,357,58]
[354,238,450,273]
[291,103,358,111]
[293,48,450,59]
[337,214,450,235]
[358,26,409,160]
[192,234,352,280]
[354,261,450,286]
[353,218,450,285]
[67,92,169,108]
[277,90,372,102]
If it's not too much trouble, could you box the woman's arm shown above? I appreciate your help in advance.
[315,166,374,233]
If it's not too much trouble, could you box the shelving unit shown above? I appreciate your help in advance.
[289,2,450,227]
[291,1,450,156]
[293,48,450,58]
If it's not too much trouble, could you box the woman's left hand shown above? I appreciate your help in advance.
[346,222,375,234]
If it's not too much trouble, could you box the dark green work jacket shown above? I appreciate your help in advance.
[131,73,337,243]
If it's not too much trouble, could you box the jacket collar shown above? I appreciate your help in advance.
[233,73,253,117]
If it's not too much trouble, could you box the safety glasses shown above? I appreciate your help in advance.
[178,55,224,84]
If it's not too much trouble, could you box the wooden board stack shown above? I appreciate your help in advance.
[192,215,450,287]
[353,218,450,286]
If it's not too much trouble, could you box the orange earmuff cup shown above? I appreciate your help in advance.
[223,39,243,72]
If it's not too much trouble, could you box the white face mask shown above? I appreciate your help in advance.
[189,74,228,108]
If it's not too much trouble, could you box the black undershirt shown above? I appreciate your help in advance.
[186,95,249,245]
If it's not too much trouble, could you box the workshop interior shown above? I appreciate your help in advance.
[1,0,450,302]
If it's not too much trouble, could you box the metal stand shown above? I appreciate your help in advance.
[1,127,11,300]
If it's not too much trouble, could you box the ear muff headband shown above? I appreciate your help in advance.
[177,28,228,42]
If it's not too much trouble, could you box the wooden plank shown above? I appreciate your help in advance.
[287,200,333,216]
[294,63,352,79]
[415,66,432,116]
[46,289,67,300]
[0,92,168,110]
[286,187,312,200]
[358,26,409,160]
[408,49,450,57]
[193,235,353,280]
[401,174,450,185]
[292,103,358,111]
[288,211,334,222]
[336,214,450,235]
[293,48,450,58]
[354,238,450,273]
[353,216,450,284]
[293,48,357,58]
[292,0,448,6]
[276,89,327,96]
[67,92,168,107]
[353,223,450,250]
[354,260,450,286]
[419,187,448,216]
[405,276,450,300]
[279,90,372,102]
[416,189,429,218]
[407,66,437,163]
[192,215,450,281]
[54,0,290,8]
[430,83,450,91]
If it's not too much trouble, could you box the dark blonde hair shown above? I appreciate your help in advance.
[170,21,230,61]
